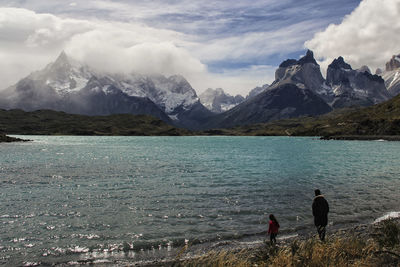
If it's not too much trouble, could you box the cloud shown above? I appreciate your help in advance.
[305,0,400,74]
[0,1,363,96]
[189,65,275,96]
[0,7,275,95]
[0,7,205,89]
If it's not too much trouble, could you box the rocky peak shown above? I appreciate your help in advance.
[199,88,244,113]
[278,50,318,68]
[326,56,390,108]
[297,50,318,65]
[47,51,72,73]
[386,54,400,71]
[279,59,297,68]
[358,65,371,74]
[273,50,331,102]
[328,56,352,70]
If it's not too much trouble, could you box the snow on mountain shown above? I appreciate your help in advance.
[326,56,391,108]
[381,54,400,96]
[31,51,94,96]
[0,52,210,129]
[199,88,244,113]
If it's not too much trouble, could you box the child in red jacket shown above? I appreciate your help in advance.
[268,214,280,244]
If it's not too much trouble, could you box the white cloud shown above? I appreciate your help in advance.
[190,65,275,96]
[0,8,205,89]
[305,0,400,74]
[0,7,275,96]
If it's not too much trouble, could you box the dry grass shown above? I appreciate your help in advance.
[178,220,400,267]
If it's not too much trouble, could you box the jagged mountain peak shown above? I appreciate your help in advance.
[56,50,68,63]
[273,50,331,102]
[357,65,371,74]
[199,88,244,113]
[327,57,390,108]
[386,54,400,71]
[279,59,298,68]
[328,56,352,70]
[297,50,318,65]
[278,50,318,68]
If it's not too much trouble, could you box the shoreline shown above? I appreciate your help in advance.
[0,134,28,143]
[167,216,400,267]
[76,213,399,267]
[321,135,400,141]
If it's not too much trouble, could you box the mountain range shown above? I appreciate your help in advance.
[203,50,395,129]
[0,50,399,131]
[0,52,212,130]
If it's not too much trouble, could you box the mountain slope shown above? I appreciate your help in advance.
[214,92,400,137]
[202,51,333,129]
[204,83,332,129]
[326,57,391,108]
[246,84,269,100]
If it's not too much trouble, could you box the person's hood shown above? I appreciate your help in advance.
[314,195,325,200]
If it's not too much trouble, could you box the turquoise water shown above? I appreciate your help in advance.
[1,136,399,265]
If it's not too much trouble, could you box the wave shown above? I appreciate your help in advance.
[374,211,400,223]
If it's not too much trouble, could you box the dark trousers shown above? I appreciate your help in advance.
[270,233,277,244]
[316,225,326,241]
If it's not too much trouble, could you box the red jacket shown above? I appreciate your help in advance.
[268,220,279,234]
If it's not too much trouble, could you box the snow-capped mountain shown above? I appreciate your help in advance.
[0,52,212,129]
[199,88,244,113]
[326,56,391,108]
[381,54,400,96]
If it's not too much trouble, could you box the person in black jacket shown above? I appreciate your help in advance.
[312,189,329,241]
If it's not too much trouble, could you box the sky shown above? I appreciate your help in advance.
[0,0,399,96]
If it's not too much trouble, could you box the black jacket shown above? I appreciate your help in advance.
[312,195,329,226]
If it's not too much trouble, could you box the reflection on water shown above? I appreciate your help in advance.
[1,136,400,265]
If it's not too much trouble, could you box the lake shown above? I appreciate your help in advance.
[1,136,399,265]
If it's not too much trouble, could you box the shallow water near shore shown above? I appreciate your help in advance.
[1,136,400,266]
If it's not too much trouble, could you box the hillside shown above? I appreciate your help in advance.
[0,109,192,136]
[205,93,400,137]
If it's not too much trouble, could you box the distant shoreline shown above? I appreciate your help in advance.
[321,135,400,141]
[0,134,28,143]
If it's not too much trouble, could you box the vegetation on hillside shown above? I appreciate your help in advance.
[0,109,192,136]
[2,92,400,138]
[205,94,400,137]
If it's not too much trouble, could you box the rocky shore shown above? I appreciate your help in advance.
[134,217,400,267]
[0,134,28,143]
